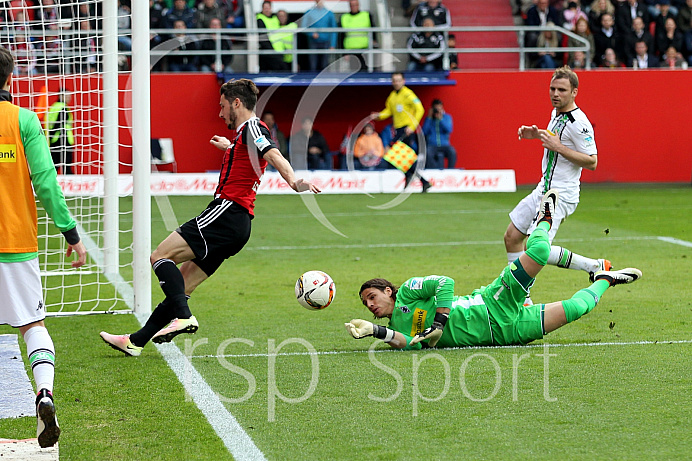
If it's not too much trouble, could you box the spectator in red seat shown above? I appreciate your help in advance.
[407,17,445,71]
[661,44,689,66]
[568,17,596,64]
[409,0,451,28]
[654,0,677,39]
[593,12,623,65]
[598,47,627,66]
[630,39,661,66]
[656,16,684,55]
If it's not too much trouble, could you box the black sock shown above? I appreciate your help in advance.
[130,299,175,347]
[153,258,189,317]
[176,295,192,319]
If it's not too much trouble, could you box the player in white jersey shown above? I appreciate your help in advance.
[505,66,610,296]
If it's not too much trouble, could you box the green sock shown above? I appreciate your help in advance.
[561,280,610,323]
[525,221,551,266]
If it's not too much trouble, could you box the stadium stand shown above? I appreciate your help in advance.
[446,0,519,69]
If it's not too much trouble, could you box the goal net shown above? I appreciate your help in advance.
[0,0,147,315]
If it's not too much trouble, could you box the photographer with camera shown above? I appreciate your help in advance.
[422,99,457,169]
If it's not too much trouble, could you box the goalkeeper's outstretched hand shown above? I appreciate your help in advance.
[409,325,443,347]
[409,312,448,347]
[344,319,374,339]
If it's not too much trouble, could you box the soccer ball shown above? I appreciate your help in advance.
[295,271,335,310]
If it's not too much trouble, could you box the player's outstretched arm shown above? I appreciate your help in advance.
[344,319,408,349]
[264,149,321,193]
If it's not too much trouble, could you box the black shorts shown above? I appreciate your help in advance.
[176,198,251,276]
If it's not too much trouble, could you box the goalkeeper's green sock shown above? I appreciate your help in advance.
[525,221,551,266]
[561,280,610,323]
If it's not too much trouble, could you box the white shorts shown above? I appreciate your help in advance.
[0,259,46,327]
[508,188,578,243]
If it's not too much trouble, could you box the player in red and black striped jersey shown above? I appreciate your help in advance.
[100,79,320,356]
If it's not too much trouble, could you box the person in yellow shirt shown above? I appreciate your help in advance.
[371,72,431,192]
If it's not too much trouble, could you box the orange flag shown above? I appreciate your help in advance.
[384,141,417,173]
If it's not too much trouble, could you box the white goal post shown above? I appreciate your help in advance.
[0,0,151,316]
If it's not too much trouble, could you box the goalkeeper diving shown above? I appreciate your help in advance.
[345,190,642,350]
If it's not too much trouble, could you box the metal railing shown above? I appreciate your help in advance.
[143,24,594,72]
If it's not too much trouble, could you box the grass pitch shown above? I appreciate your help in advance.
[1,185,691,460]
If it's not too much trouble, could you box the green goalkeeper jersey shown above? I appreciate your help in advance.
[388,276,494,351]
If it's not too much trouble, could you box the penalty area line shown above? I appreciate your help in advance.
[190,339,692,359]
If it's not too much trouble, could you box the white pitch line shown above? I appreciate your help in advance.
[657,236,692,248]
[135,316,267,461]
[190,339,692,359]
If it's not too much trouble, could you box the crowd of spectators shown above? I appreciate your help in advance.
[4,0,102,75]
[7,0,690,74]
[521,0,692,69]
[3,0,459,74]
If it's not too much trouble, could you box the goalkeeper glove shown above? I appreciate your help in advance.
[345,320,396,342]
[344,319,374,339]
[409,312,449,347]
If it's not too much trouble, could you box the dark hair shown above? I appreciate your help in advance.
[219,78,259,111]
[432,98,442,106]
[391,71,405,79]
[0,47,14,86]
[359,278,397,305]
